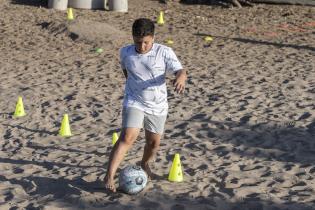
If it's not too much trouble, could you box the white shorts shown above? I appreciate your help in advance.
[122,107,167,135]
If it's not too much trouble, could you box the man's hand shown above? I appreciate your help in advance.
[173,69,187,94]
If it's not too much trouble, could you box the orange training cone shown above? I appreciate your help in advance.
[59,114,72,137]
[168,153,183,182]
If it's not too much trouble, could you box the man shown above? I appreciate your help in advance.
[104,18,187,192]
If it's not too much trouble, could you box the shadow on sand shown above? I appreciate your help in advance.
[1,116,315,209]
[187,112,315,165]
[11,0,48,7]
[0,169,314,209]
[195,33,315,52]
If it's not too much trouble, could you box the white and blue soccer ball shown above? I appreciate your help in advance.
[119,165,148,194]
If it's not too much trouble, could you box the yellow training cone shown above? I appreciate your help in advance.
[67,8,74,20]
[168,153,183,182]
[14,96,26,117]
[59,114,72,137]
[157,11,165,26]
[204,36,213,42]
[165,39,174,45]
[112,132,119,145]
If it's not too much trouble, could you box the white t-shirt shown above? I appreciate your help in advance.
[120,43,183,115]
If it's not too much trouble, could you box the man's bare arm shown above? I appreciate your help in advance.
[173,69,187,94]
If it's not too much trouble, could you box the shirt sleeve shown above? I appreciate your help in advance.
[164,47,183,74]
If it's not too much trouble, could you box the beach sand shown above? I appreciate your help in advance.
[0,0,315,209]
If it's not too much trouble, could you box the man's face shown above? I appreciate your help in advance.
[133,35,154,54]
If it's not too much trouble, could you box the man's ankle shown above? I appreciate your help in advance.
[140,161,148,167]
[104,174,113,180]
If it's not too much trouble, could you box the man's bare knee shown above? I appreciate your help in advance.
[149,139,160,148]
[145,131,161,148]
[120,136,135,146]
[145,137,160,150]
[120,128,139,146]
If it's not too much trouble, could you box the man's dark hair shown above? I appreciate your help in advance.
[132,18,155,37]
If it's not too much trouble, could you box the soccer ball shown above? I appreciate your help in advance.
[119,165,148,194]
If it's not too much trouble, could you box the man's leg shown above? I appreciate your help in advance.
[104,127,140,192]
[141,130,161,179]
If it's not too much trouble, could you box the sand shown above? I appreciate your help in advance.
[0,0,315,209]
